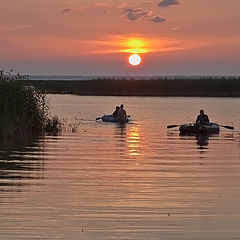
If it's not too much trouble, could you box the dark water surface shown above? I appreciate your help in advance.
[1,95,240,239]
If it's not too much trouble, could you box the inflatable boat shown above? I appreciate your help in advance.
[179,123,219,134]
[101,115,130,123]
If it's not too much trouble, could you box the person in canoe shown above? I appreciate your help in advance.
[112,106,120,118]
[117,104,127,123]
[196,109,210,124]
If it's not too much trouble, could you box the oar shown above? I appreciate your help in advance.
[167,123,234,130]
[167,124,180,129]
[167,122,195,129]
[219,125,234,130]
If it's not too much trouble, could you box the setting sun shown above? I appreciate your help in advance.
[129,54,141,66]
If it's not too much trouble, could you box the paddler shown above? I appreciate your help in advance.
[196,109,210,124]
[112,106,120,118]
[117,104,127,123]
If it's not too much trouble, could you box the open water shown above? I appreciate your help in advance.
[1,95,240,240]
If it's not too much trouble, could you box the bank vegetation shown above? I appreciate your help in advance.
[0,71,60,138]
[22,77,240,97]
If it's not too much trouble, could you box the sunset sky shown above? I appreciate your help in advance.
[1,0,240,75]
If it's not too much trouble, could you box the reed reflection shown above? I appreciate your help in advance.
[0,137,45,191]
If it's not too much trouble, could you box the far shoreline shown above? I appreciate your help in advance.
[20,77,240,97]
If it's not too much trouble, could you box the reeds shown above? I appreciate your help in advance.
[0,70,59,138]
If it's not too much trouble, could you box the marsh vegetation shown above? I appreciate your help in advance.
[0,70,60,138]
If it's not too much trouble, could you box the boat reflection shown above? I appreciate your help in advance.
[179,132,210,149]
[196,133,209,148]
[114,124,127,156]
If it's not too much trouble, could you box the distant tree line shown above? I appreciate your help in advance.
[21,77,240,97]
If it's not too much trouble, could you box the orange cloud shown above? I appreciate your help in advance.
[2,31,240,61]
[87,35,182,54]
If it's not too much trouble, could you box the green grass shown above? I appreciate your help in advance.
[0,70,50,138]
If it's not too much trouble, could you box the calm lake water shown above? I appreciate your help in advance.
[1,95,240,240]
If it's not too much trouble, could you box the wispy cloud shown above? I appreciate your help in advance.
[150,16,166,23]
[61,4,166,24]
[0,24,31,33]
[123,7,166,23]
[61,3,115,15]
[3,32,238,60]
[123,8,152,21]
[158,0,180,7]
[85,34,238,56]
[62,8,72,13]
[86,34,182,54]
[89,3,115,15]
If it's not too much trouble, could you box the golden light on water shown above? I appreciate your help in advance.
[127,126,143,157]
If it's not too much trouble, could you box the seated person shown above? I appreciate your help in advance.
[196,109,210,124]
[117,104,127,123]
[112,106,120,118]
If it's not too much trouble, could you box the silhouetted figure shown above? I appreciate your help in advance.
[112,106,120,118]
[117,104,127,123]
[196,109,209,124]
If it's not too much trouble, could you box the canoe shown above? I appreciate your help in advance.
[101,115,130,123]
[179,123,219,134]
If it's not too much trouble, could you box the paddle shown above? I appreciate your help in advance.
[220,125,234,130]
[167,123,234,130]
[167,124,180,129]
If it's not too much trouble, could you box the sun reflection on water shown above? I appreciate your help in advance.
[127,125,143,157]
[114,124,144,158]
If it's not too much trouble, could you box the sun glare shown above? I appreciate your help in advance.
[123,38,149,54]
[129,54,141,66]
